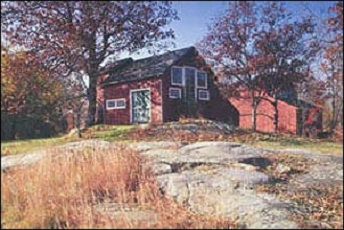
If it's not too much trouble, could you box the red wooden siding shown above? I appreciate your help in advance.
[229,89,322,136]
[103,78,162,125]
[162,52,238,124]
[230,96,298,134]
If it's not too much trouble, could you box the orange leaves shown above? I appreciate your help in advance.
[1,48,65,115]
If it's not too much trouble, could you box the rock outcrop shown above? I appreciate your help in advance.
[2,140,343,229]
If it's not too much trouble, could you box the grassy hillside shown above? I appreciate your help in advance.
[1,121,342,229]
[1,122,342,156]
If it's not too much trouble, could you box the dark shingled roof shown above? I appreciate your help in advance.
[280,98,320,109]
[101,46,196,86]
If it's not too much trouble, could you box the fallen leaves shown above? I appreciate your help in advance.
[255,153,343,229]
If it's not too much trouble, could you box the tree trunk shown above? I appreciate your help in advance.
[272,95,278,134]
[330,96,336,133]
[252,105,257,132]
[251,94,257,132]
[75,110,82,138]
[11,114,17,140]
[74,101,85,138]
[87,31,99,127]
[87,75,98,126]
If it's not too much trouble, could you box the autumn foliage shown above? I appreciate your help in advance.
[1,48,64,116]
[2,1,179,125]
[1,46,66,139]
[199,2,319,133]
[320,1,343,135]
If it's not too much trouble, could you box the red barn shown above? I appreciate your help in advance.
[229,89,322,136]
[97,46,239,125]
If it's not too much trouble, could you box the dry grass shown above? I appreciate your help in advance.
[1,146,236,229]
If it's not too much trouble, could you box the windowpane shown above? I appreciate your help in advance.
[185,67,195,79]
[116,99,125,108]
[198,90,209,100]
[172,67,183,85]
[169,88,181,99]
[197,71,207,88]
[107,101,116,108]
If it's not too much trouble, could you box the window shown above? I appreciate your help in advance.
[171,66,183,86]
[116,99,126,108]
[107,100,116,109]
[106,98,126,110]
[171,66,208,89]
[198,90,210,101]
[197,71,207,88]
[169,87,182,99]
[185,67,196,80]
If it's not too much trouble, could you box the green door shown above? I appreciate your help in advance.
[131,89,151,123]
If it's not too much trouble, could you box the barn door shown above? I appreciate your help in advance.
[131,89,151,123]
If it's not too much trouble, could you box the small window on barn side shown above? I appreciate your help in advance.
[169,87,182,99]
[171,66,183,86]
[196,71,207,88]
[198,90,210,101]
[106,98,126,110]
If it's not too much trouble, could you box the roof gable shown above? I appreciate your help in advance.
[101,46,197,86]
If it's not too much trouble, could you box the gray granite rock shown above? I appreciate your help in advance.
[276,163,292,174]
[156,169,296,229]
[126,141,182,152]
[2,139,342,230]
[1,150,47,171]
[150,163,172,175]
[94,202,159,227]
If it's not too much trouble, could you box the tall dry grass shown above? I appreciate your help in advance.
[1,146,236,229]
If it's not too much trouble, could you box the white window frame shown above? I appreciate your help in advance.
[106,98,126,110]
[169,87,182,99]
[182,66,197,100]
[171,66,184,86]
[198,90,210,101]
[196,71,208,89]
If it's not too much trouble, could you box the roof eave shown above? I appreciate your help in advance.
[100,74,163,88]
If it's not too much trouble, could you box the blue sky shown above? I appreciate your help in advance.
[122,1,336,60]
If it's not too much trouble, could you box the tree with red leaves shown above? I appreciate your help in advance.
[321,1,343,134]
[198,2,265,132]
[1,1,179,125]
[252,2,319,133]
[199,1,319,133]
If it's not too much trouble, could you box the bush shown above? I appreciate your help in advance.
[1,114,58,141]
